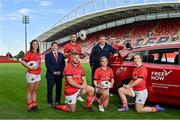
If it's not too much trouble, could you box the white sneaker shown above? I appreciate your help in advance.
[98,105,105,112]
[77,96,84,102]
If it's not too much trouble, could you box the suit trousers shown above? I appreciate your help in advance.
[47,75,62,104]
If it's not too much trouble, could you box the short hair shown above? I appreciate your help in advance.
[72,52,79,57]
[134,53,143,60]
[51,42,58,46]
[70,33,77,37]
[99,56,108,65]
[99,35,106,39]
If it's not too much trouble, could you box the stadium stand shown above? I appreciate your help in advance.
[42,18,180,57]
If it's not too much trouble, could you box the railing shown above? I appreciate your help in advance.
[52,0,178,27]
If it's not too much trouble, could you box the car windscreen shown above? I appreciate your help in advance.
[148,48,179,64]
[123,51,147,61]
[123,48,179,65]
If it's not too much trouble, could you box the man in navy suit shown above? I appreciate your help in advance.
[45,42,65,106]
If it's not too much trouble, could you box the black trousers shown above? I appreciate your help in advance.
[47,76,62,104]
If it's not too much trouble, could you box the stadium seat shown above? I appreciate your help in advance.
[42,18,180,63]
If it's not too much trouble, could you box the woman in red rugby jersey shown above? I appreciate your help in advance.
[93,56,114,112]
[117,54,165,112]
[21,40,41,112]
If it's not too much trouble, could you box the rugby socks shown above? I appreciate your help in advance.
[55,105,69,112]
[100,101,105,107]
[94,96,100,104]
[32,100,37,107]
[27,100,37,109]
[151,107,157,112]
[86,96,94,108]
[27,101,33,109]
[122,102,128,108]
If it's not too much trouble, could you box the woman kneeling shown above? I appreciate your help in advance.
[117,54,165,112]
[94,56,114,112]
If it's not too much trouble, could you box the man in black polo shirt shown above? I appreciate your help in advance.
[90,35,117,86]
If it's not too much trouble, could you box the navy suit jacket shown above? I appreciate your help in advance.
[45,51,65,79]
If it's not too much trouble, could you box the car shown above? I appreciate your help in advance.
[110,43,180,105]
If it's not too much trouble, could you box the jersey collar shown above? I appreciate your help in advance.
[137,64,143,68]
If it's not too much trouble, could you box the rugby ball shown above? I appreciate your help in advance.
[79,30,87,40]
[27,61,38,69]
[99,81,112,89]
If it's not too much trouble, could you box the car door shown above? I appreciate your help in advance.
[145,48,180,105]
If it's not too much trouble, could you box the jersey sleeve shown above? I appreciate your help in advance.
[137,67,147,79]
[93,68,99,80]
[64,65,73,76]
[63,44,70,53]
[22,52,30,62]
[110,68,114,78]
[78,45,82,54]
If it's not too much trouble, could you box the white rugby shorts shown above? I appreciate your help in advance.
[131,88,148,104]
[65,89,81,105]
[26,73,41,83]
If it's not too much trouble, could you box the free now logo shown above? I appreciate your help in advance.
[151,70,173,81]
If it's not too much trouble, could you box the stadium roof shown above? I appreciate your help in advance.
[35,0,180,42]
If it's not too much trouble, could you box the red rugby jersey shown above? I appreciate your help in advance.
[132,65,147,91]
[63,43,82,63]
[112,45,124,51]
[23,51,41,75]
[94,67,114,85]
[64,63,85,96]
[109,45,124,64]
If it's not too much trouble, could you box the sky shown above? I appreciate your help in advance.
[0,0,87,56]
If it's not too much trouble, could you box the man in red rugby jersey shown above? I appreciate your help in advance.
[64,33,87,102]
[109,35,124,51]
[64,33,87,63]
[108,35,124,64]
[55,53,94,112]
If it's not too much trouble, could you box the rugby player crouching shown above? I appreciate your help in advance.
[93,56,114,112]
[55,53,94,112]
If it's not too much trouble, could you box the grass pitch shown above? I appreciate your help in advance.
[0,63,180,119]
